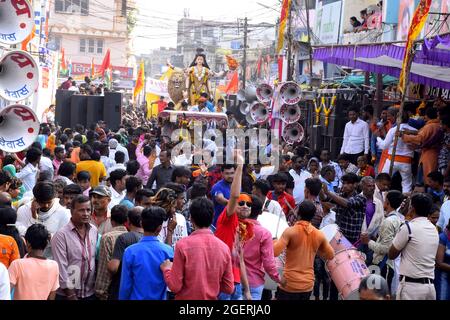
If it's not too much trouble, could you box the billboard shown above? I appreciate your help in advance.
[315,0,343,44]
[397,0,415,41]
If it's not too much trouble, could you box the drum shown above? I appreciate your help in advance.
[326,249,369,300]
[321,224,353,253]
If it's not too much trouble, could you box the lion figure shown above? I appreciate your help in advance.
[168,70,186,109]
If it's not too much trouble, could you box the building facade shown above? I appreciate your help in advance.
[48,0,136,80]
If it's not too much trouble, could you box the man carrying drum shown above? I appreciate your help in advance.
[273,200,334,300]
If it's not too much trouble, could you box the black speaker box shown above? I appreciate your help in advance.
[86,96,105,128]
[55,89,74,129]
[103,92,123,131]
[70,95,88,129]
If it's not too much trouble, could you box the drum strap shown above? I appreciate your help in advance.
[404,221,412,242]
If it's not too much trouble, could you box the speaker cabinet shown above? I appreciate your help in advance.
[55,90,74,129]
[103,92,122,131]
[70,95,88,129]
[86,96,104,128]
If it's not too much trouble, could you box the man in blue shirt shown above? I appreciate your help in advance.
[210,164,235,227]
[200,92,215,112]
[119,206,174,300]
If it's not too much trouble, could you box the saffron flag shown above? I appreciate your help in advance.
[134,61,145,97]
[20,0,34,50]
[90,58,95,79]
[276,0,292,53]
[59,48,68,76]
[225,71,239,94]
[398,0,432,93]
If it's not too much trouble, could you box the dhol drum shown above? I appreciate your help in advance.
[258,211,288,290]
[325,249,369,300]
[321,224,353,253]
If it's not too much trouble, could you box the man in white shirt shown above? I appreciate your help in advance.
[108,169,127,210]
[340,107,370,165]
[40,150,55,180]
[319,149,342,189]
[109,138,130,164]
[252,179,285,219]
[289,155,312,205]
[16,182,71,258]
[0,263,10,300]
[437,199,450,232]
[377,115,417,193]
[16,148,42,193]
[388,193,439,300]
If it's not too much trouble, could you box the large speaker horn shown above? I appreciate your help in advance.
[282,122,305,145]
[237,89,246,102]
[245,111,257,125]
[256,83,273,103]
[250,102,269,124]
[280,104,301,124]
[239,101,250,115]
[244,84,257,103]
[0,104,39,152]
[0,0,35,45]
[279,81,302,105]
[0,50,39,102]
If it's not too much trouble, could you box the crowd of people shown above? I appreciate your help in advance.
[0,94,448,301]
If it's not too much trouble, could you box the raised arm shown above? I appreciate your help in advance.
[226,151,244,217]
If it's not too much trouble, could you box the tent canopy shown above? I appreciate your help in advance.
[313,33,450,90]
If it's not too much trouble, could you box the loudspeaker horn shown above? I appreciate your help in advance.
[282,122,305,145]
[0,104,39,152]
[250,102,269,124]
[239,101,250,115]
[237,89,246,102]
[0,0,35,45]
[279,81,302,105]
[244,84,257,103]
[256,83,273,103]
[280,104,301,124]
[246,111,257,125]
[0,50,39,102]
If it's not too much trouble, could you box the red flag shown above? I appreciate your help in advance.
[225,71,239,94]
[256,56,262,77]
[98,49,111,77]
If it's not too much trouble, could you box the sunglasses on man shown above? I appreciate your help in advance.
[238,201,252,207]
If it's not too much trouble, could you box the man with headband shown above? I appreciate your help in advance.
[215,151,254,300]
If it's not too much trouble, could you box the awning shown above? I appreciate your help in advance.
[313,33,450,90]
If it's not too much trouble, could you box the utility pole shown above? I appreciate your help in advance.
[242,17,248,89]
[287,4,293,81]
[305,2,313,89]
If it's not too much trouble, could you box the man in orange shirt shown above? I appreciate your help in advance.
[274,200,334,300]
[401,107,443,186]
[0,234,19,268]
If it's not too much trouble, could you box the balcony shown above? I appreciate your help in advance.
[341,29,382,45]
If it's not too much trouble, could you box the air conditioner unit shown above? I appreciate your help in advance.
[66,4,81,14]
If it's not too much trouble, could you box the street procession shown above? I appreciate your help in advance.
[0,0,450,305]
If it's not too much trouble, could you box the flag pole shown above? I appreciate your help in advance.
[389,44,417,176]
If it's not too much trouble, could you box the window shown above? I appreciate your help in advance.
[55,0,89,15]
[80,38,86,53]
[48,35,62,51]
[121,0,127,17]
[97,39,104,54]
[88,39,95,53]
[80,38,103,54]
